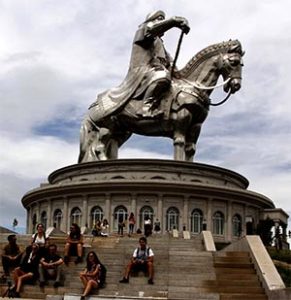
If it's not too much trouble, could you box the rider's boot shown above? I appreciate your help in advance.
[141,98,163,118]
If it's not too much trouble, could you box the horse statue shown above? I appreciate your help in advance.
[78,39,244,163]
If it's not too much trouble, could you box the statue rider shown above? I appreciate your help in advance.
[131,10,190,118]
[88,11,190,120]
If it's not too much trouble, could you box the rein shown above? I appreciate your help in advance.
[209,90,232,106]
[180,77,232,106]
[181,77,230,90]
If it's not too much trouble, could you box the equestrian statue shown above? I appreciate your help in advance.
[78,10,244,163]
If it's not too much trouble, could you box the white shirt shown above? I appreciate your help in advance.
[32,233,46,245]
[133,246,154,259]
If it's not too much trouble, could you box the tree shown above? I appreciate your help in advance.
[13,218,18,230]
[256,217,273,246]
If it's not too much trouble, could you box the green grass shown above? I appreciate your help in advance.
[267,248,291,287]
[267,248,291,264]
[275,266,291,287]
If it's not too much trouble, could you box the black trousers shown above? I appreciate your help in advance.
[2,256,21,274]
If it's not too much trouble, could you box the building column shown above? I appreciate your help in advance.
[242,204,247,237]
[82,195,88,227]
[47,199,52,227]
[63,197,68,233]
[282,223,287,241]
[27,206,32,233]
[105,194,111,221]
[274,220,280,236]
[206,198,212,232]
[105,194,113,232]
[130,194,137,218]
[183,196,188,231]
[227,201,232,242]
[157,194,163,232]
[37,202,41,225]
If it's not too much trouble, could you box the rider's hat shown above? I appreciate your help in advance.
[145,10,165,22]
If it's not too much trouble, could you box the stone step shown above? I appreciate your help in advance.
[214,273,258,280]
[167,291,219,300]
[168,285,265,294]
[215,267,256,274]
[99,287,168,298]
[214,261,254,268]
[214,256,251,263]
[218,251,250,257]
[209,285,265,293]
[0,235,268,300]
[203,279,260,286]
[220,293,268,300]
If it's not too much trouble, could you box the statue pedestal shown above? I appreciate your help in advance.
[22,159,274,242]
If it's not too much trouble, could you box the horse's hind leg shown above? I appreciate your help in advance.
[173,108,192,161]
[185,124,201,162]
[78,116,107,162]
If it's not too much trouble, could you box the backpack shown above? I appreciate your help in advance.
[32,232,47,244]
[136,247,151,260]
[99,263,107,288]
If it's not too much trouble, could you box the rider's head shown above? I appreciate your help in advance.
[145,10,165,23]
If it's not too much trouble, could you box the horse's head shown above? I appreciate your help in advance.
[220,40,244,94]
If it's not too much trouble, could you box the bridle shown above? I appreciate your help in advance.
[181,77,232,106]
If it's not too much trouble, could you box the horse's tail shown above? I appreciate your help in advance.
[78,116,100,163]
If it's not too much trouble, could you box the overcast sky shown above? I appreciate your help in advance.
[1,0,290,232]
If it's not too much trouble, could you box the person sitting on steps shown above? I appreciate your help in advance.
[11,243,41,298]
[1,234,22,279]
[31,223,49,257]
[64,223,83,265]
[119,236,154,285]
[79,251,105,300]
[39,244,64,288]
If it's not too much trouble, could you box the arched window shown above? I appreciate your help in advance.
[53,209,62,230]
[213,211,224,235]
[114,206,128,231]
[71,207,82,225]
[91,206,103,227]
[40,211,47,230]
[166,207,179,231]
[190,209,203,234]
[232,214,242,237]
[140,206,154,229]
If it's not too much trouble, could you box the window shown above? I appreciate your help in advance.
[191,209,203,233]
[53,209,63,229]
[40,211,47,230]
[91,206,103,227]
[71,207,82,225]
[232,214,242,237]
[213,211,224,235]
[114,206,127,231]
[166,207,179,231]
[140,206,154,229]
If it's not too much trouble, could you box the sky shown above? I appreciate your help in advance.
[0,0,290,233]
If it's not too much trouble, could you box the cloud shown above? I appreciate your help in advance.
[1,0,291,231]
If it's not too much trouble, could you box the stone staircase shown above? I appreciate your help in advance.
[210,251,267,299]
[0,234,268,299]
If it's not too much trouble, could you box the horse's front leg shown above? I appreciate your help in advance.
[173,108,192,161]
[173,130,186,161]
[185,124,201,162]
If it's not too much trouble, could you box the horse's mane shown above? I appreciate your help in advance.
[177,39,242,78]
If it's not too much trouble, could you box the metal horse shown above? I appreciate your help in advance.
[78,40,244,163]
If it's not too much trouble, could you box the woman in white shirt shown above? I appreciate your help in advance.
[101,219,109,237]
[31,223,48,256]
